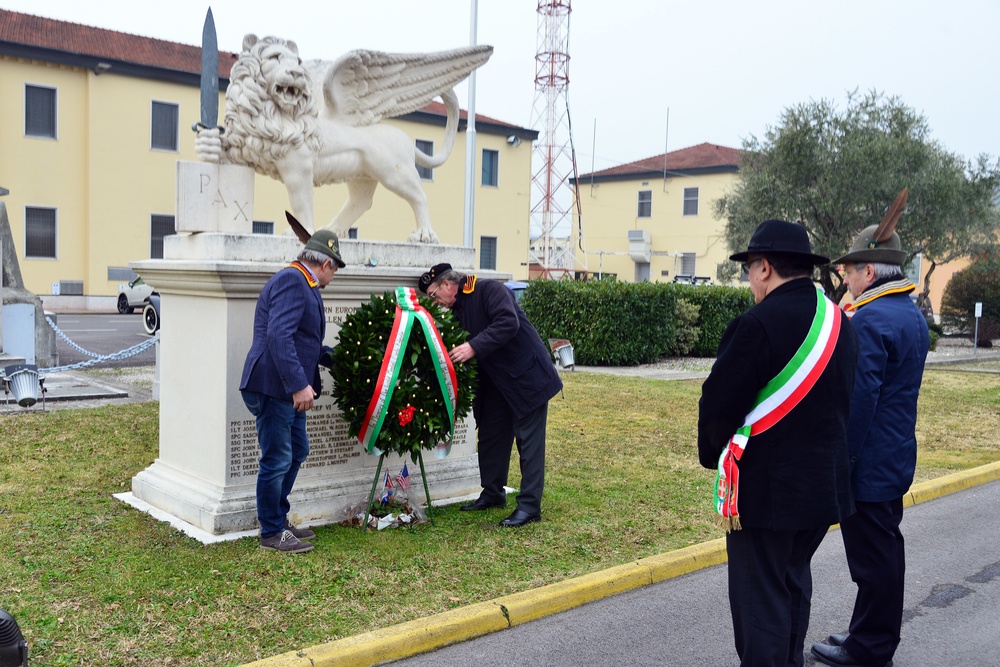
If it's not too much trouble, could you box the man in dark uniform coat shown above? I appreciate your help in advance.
[420,263,562,527]
[241,230,345,554]
[811,216,929,667]
[698,220,858,667]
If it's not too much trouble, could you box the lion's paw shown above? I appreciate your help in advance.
[408,228,440,244]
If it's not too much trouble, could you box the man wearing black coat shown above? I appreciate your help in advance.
[420,263,563,527]
[698,220,858,667]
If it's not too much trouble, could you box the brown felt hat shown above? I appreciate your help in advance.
[832,226,907,266]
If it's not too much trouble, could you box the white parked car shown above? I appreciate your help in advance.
[117,276,155,314]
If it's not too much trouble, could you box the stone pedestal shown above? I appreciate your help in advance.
[129,232,496,535]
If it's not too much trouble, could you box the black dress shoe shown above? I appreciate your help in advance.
[811,643,862,667]
[827,633,849,647]
[460,497,506,511]
[812,642,893,667]
[499,509,541,527]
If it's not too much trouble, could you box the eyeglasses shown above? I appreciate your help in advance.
[741,258,763,273]
[427,284,442,299]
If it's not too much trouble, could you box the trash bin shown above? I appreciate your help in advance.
[548,339,575,370]
[3,363,40,407]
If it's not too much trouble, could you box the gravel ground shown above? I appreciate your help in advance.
[633,335,1000,373]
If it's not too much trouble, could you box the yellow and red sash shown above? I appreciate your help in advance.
[842,278,915,318]
[287,261,319,288]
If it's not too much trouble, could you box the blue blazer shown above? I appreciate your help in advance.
[240,265,332,400]
[846,291,929,502]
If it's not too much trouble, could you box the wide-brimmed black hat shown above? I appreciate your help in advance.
[729,219,829,266]
[418,263,452,293]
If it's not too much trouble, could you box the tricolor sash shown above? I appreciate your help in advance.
[714,288,842,531]
[358,287,460,459]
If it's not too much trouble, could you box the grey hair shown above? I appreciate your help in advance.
[297,248,331,267]
[857,261,904,281]
[437,268,468,285]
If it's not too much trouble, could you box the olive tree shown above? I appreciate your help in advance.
[715,90,1000,305]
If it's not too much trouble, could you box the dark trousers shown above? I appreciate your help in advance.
[726,525,829,667]
[475,394,548,516]
[840,497,905,666]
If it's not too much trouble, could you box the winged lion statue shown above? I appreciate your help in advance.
[194,35,493,243]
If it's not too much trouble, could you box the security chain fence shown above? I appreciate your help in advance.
[0,317,159,377]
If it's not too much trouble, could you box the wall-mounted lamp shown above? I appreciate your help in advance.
[94,62,112,75]
[506,135,521,147]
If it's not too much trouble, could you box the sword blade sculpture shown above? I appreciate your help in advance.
[192,7,222,133]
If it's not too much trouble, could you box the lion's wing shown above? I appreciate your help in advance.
[321,46,493,126]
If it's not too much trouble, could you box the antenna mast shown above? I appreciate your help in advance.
[529,0,586,279]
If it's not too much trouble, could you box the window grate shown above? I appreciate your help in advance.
[150,214,176,259]
[25,207,57,258]
[25,85,56,138]
[482,149,499,187]
[480,236,497,270]
[151,101,179,151]
[416,140,434,180]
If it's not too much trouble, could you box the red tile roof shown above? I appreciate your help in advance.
[582,143,742,179]
[0,8,521,128]
[0,9,236,77]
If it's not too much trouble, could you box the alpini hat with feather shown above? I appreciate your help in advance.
[833,188,909,266]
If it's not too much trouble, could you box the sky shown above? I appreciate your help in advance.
[5,0,1000,174]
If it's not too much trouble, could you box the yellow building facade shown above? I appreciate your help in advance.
[571,144,741,283]
[0,10,536,310]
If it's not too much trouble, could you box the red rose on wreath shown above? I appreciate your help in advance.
[398,405,416,427]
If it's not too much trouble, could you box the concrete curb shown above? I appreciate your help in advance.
[242,460,1000,667]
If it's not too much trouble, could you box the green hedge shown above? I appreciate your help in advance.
[520,279,754,366]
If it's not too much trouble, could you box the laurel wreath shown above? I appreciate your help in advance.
[329,291,477,461]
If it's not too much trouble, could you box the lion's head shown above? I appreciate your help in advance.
[222,35,321,179]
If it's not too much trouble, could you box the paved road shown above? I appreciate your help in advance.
[389,479,1000,667]
[50,312,155,368]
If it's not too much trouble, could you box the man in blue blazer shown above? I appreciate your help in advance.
[240,230,345,554]
[812,221,929,667]
[420,263,563,527]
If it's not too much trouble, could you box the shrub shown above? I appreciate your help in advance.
[519,279,754,365]
[928,329,939,352]
[941,247,1000,341]
[673,284,756,356]
[672,298,701,356]
[521,279,677,365]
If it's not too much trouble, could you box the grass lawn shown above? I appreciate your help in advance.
[1,367,998,666]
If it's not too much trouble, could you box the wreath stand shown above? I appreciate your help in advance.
[362,451,435,532]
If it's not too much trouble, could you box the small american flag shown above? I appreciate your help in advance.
[395,464,410,492]
[380,471,394,504]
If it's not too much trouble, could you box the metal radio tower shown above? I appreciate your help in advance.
[529,0,586,278]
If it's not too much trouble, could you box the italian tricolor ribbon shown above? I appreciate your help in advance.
[714,288,842,530]
[357,287,459,458]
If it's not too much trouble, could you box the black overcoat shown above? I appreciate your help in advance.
[452,278,563,419]
[698,278,858,530]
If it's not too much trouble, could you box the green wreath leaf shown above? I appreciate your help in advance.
[329,291,477,461]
